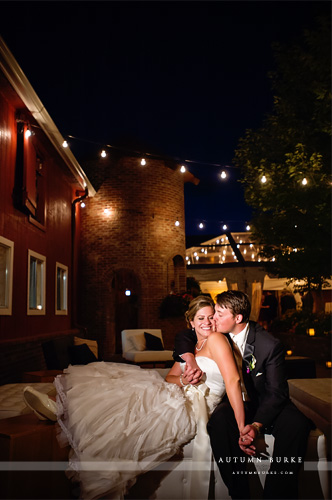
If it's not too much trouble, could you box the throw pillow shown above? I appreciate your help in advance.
[68,344,98,365]
[74,336,99,359]
[42,337,73,370]
[144,332,164,351]
[129,334,146,351]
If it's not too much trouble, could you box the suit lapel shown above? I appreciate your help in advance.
[243,323,255,372]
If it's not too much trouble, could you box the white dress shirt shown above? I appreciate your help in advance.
[229,323,249,357]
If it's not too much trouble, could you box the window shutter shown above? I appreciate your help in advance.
[23,124,37,216]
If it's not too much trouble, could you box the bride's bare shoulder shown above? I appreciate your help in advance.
[207,332,229,346]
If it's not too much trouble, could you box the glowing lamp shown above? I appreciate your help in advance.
[261,175,267,183]
[175,220,180,226]
[180,165,186,173]
[220,170,227,179]
[101,150,107,158]
[141,158,146,166]
[326,361,332,369]
[307,328,315,336]
[286,350,293,356]
[125,289,131,296]
[62,140,68,148]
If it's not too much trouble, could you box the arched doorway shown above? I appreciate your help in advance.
[112,269,141,354]
[173,255,186,293]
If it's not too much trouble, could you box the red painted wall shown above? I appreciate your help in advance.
[0,80,79,342]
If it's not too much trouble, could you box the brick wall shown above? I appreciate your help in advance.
[78,155,187,357]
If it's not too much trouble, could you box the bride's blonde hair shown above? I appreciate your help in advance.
[185,295,215,327]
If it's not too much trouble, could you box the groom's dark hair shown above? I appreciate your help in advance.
[215,290,251,323]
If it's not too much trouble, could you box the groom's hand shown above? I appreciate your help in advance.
[238,423,262,456]
[183,365,204,385]
[180,353,204,383]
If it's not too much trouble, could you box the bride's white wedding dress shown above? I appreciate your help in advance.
[54,357,226,500]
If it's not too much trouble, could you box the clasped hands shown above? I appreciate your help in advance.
[238,423,261,456]
[181,363,204,386]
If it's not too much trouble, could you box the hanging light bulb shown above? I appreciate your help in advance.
[25,128,32,139]
[302,177,308,185]
[175,220,180,226]
[101,150,107,158]
[246,225,251,231]
[261,175,267,183]
[141,158,146,166]
[80,202,86,208]
[199,223,204,229]
[220,170,227,179]
[180,165,186,173]
[62,140,68,148]
[222,224,227,230]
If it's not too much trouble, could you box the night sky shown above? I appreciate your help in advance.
[0,1,329,237]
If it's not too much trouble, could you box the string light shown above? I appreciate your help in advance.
[25,128,32,139]
[80,202,86,208]
[104,208,111,215]
[53,131,321,231]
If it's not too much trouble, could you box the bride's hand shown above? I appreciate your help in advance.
[183,365,204,385]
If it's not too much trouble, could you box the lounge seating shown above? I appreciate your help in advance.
[121,329,173,366]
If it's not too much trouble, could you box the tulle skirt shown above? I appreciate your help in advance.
[55,362,198,499]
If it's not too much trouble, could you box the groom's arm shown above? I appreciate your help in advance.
[172,329,197,362]
[172,330,203,384]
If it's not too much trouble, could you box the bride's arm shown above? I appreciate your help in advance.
[207,333,245,433]
[165,362,190,387]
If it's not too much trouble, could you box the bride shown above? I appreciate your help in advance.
[24,295,245,499]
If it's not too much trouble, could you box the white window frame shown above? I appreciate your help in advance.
[0,236,14,315]
[55,262,68,315]
[27,249,46,315]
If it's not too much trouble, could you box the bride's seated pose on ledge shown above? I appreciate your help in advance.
[23,295,245,500]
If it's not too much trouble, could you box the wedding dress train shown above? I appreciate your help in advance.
[54,357,226,499]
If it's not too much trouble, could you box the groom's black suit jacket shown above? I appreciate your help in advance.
[173,321,290,429]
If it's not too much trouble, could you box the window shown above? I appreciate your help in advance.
[27,250,46,315]
[14,121,46,230]
[55,262,68,315]
[0,236,14,315]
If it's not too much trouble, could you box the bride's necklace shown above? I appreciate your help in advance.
[195,338,207,352]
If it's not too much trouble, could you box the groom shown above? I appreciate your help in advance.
[173,290,312,499]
